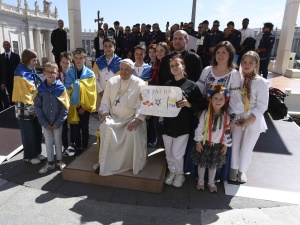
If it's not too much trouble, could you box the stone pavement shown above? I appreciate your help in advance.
[0,114,300,224]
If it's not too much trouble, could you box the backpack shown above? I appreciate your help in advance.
[268,87,288,120]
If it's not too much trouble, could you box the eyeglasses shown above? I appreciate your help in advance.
[125,29,130,31]
[44,70,57,75]
[213,24,219,27]
[188,27,193,29]
[153,26,159,28]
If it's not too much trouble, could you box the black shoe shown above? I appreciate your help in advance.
[95,166,100,174]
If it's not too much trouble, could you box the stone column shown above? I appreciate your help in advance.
[273,0,300,74]
[27,28,34,49]
[191,0,196,27]
[33,28,42,65]
[44,30,53,62]
[68,0,82,51]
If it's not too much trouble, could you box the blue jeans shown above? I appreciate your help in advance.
[18,118,42,159]
[42,126,63,162]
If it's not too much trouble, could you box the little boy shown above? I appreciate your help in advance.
[57,52,73,156]
[65,48,97,157]
[93,38,121,117]
[57,52,71,83]
[34,62,70,173]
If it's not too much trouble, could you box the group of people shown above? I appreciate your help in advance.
[0,18,270,194]
[92,25,269,192]
[94,19,275,79]
[11,47,97,173]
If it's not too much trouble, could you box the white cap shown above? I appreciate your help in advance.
[121,58,134,69]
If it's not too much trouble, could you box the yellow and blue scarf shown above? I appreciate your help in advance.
[37,79,70,110]
[12,64,42,104]
[65,66,97,123]
[95,54,122,74]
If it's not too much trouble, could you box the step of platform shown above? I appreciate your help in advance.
[62,145,167,193]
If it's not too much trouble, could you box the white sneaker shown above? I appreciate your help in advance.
[39,162,55,174]
[164,172,176,185]
[93,162,100,171]
[172,174,185,187]
[56,161,66,170]
[63,149,70,157]
[237,171,247,183]
[24,158,41,165]
[37,154,46,161]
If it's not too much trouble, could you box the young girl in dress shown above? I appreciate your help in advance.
[192,85,232,192]
[230,51,269,183]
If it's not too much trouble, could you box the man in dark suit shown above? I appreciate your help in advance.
[94,28,105,59]
[0,41,21,110]
[51,19,67,66]
[113,21,124,57]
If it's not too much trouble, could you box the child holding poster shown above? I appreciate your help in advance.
[192,85,232,192]
[162,55,206,188]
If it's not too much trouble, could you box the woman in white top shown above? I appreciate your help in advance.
[196,41,244,181]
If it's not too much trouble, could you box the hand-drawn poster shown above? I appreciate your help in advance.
[140,86,182,117]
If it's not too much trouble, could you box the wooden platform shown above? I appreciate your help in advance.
[62,145,167,193]
[0,106,23,164]
[268,73,300,92]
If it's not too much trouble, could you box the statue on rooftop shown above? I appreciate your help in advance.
[24,0,28,10]
[54,6,58,17]
[17,0,21,8]
[43,0,52,13]
[34,1,39,12]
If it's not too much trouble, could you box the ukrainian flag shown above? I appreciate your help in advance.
[37,79,70,110]
[65,66,97,124]
[12,64,41,104]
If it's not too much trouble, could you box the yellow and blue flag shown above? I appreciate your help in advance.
[12,64,41,104]
[65,66,97,124]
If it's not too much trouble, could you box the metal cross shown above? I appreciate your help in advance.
[94,10,104,31]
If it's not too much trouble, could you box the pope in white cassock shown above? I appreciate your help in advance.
[97,59,147,176]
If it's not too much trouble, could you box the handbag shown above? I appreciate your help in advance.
[268,87,288,120]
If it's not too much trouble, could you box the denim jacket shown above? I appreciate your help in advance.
[34,80,68,128]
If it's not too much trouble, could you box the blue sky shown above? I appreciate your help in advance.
[3,0,298,32]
